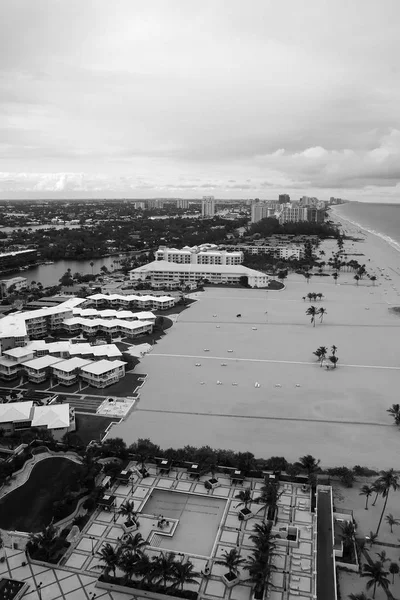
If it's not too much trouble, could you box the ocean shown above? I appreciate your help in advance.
[333,202,400,255]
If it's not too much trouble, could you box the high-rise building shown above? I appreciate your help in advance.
[278,206,309,224]
[299,196,319,207]
[278,194,290,204]
[201,196,215,217]
[176,199,190,209]
[307,208,326,223]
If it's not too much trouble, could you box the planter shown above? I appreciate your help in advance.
[238,508,253,521]
[96,578,198,600]
[122,521,139,533]
[221,573,240,588]
[206,479,220,490]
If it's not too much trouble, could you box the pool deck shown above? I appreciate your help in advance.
[1,463,317,600]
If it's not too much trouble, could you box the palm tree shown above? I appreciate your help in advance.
[340,522,355,554]
[152,552,178,590]
[371,480,384,506]
[332,272,338,284]
[306,305,318,327]
[121,532,147,555]
[376,550,390,565]
[304,272,312,285]
[331,344,338,356]
[367,531,378,547]
[27,523,61,562]
[246,555,274,599]
[387,404,400,425]
[360,485,373,510]
[313,346,327,365]
[329,355,339,369]
[170,560,200,591]
[385,513,399,533]
[119,500,138,526]
[298,454,320,477]
[216,549,245,580]
[235,488,252,511]
[361,561,390,598]
[389,561,399,584]
[93,543,120,578]
[354,274,360,286]
[90,261,94,274]
[375,469,399,535]
[118,549,142,583]
[370,276,377,286]
[318,307,327,323]
[317,293,323,300]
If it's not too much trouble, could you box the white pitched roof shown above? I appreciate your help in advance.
[31,404,70,429]
[80,359,125,375]
[0,401,33,424]
[52,357,93,372]
[23,355,64,370]
[132,260,268,277]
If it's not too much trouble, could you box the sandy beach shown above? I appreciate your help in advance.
[112,217,400,469]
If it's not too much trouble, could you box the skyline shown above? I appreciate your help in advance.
[1,0,400,202]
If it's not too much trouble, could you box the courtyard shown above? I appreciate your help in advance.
[0,462,317,600]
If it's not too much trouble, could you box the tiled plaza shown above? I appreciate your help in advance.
[1,464,317,600]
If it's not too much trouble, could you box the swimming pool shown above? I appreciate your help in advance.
[142,490,227,556]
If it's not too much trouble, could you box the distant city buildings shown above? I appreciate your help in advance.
[278,194,290,204]
[201,196,215,217]
[250,200,278,223]
[176,199,190,209]
[278,206,309,224]
[155,244,243,265]
[329,197,346,205]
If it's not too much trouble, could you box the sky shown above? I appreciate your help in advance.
[1,0,400,202]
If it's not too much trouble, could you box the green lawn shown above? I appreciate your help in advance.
[75,413,117,445]
[0,457,83,532]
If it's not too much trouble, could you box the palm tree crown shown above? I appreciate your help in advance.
[216,549,245,577]
[361,561,390,598]
[375,469,399,535]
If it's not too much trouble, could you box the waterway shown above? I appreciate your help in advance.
[1,255,128,288]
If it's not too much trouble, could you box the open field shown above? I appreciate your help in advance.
[112,246,400,468]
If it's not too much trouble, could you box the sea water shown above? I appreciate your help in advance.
[334,202,400,255]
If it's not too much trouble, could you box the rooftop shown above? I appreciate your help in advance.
[80,359,126,375]
[31,403,70,429]
[0,401,33,424]
[132,260,269,277]
[52,357,93,372]
[23,355,64,370]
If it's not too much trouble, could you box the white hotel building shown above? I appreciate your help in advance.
[155,244,243,265]
[130,261,270,288]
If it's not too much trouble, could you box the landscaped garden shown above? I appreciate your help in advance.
[0,457,84,532]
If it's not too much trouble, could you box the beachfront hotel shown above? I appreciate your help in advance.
[155,244,244,265]
[130,260,270,288]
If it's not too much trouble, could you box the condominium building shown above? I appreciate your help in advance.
[87,293,176,311]
[232,244,305,260]
[62,317,153,339]
[278,194,290,204]
[130,260,270,288]
[201,196,215,217]
[176,199,190,209]
[307,207,326,223]
[155,245,243,265]
[0,297,86,351]
[23,355,63,383]
[80,359,126,388]
[278,206,309,224]
[251,201,269,223]
[52,357,93,386]
[0,277,27,297]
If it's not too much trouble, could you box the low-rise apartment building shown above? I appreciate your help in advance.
[52,357,93,386]
[80,359,126,388]
[23,355,63,383]
[87,293,176,311]
[227,244,305,260]
[0,276,28,297]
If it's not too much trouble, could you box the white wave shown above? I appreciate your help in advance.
[332,209,400,255]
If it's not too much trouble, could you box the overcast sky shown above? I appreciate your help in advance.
[1,0,400,201]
